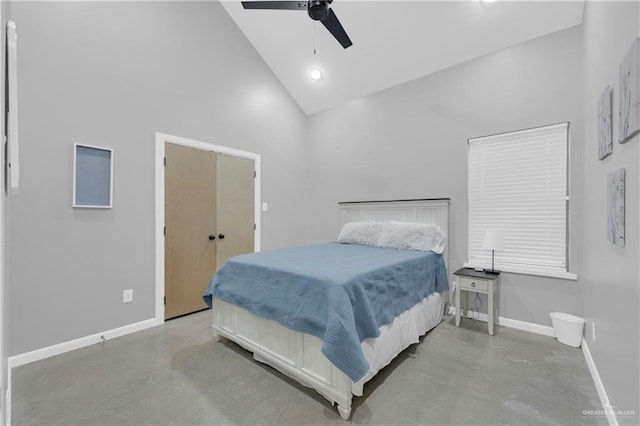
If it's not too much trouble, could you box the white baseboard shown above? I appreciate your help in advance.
[8,317,162,369]
[582,339,618,426]
[447,307,555,337]
[498,316,555,337]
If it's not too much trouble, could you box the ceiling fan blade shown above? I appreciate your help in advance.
[321,8,352,49]
[241,1,307,10]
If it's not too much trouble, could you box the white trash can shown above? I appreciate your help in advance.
[550,312,584,347]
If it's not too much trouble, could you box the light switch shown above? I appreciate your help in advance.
[122,289,133,303]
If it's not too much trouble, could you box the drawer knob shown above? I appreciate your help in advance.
[471,282,476,287]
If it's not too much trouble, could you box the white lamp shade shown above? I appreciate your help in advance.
[483,229,505,250]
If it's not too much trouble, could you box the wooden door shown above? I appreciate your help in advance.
[216,153,255,267]
[165,143,217,319]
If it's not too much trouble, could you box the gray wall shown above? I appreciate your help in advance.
[7,1,308,355]
[581,1,639,422]
[304,26,585,326]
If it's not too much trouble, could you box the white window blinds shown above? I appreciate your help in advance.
[468,123,569,276]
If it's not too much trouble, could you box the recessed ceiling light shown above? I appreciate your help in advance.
[308,67,323,81]
[480,0,497,3]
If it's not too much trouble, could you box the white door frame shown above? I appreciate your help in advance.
[154,132,261,324]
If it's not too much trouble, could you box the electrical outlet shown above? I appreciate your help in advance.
[592,321,596,343]
[122,289,133,304]
[262,202,268,212]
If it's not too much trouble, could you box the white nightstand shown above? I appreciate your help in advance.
[453,267,500,335]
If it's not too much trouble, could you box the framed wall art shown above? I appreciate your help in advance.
[597,85,613,160]
[607,168,625,247]
[73,144,113,208]
[619,38,640,143]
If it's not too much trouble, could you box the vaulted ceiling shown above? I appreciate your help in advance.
[221,1,584,115]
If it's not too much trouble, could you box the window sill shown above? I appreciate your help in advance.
[463,263,577,281]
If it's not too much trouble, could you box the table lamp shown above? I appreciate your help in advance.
[483,229,504,273]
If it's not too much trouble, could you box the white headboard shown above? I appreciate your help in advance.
[338,198,451,274]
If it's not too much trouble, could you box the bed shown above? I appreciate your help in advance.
[204,199,450,419]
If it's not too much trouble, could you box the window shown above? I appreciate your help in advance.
[467,122,573,279]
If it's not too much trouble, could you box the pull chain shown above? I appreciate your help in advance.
[313,22,317,55]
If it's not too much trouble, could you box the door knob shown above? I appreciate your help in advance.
[218,233,225,240]
[208,234,216,240]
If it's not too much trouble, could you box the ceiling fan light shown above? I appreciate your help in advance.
[308,67,323,81]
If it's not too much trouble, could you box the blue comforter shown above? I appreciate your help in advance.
[203,243,448,382]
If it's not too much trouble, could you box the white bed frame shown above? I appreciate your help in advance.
[211,199,450,419]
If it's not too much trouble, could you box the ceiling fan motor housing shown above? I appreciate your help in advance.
[308,0,330,20]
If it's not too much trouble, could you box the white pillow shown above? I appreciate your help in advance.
[337,222,385,247]
[380,221,447,254]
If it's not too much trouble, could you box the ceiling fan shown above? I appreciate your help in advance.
[240,0,353,49]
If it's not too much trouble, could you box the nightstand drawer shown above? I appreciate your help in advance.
[459,277,488,292]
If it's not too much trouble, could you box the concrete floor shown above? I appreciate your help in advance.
[13,310,606,425]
